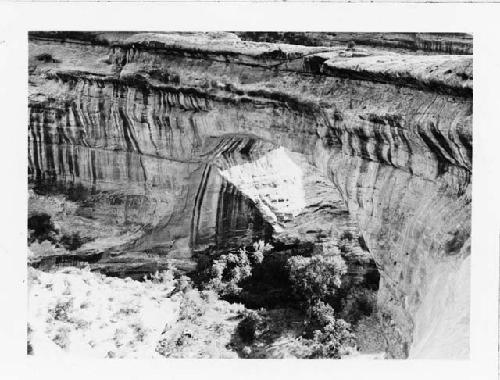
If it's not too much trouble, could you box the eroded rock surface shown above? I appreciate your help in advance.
[28,32,471,358]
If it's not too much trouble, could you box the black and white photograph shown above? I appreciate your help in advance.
[26,31,472,360]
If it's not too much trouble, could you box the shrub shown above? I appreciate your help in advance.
[178,289,208,322]
[280,301,354,359]
[34,53,60,63]
[309,300,337,329]
[144,269,176,286]
[29,266,247,359]
[206,249,250,296]
[309,301,354,358]
[287,254,347,306]
[206,240,272,297]
[251,240,273,264]
[236,310,262,343]
[277,319,354,359]
[28,213,58,244]
[339,287,377,323]
[50,299,74,323]
[307,317,354,358]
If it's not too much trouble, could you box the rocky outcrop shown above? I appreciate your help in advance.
[28,32,471,358]
[236,32,473,55]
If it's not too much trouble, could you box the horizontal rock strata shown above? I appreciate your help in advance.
[28,32,471,358]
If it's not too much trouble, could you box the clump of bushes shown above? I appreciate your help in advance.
[29,266,243,358]
[287,254,347,307]
[154,279,244,359]
[283,251,355,358]
[301,319,354,358]
[34,53,60,63]
[206,240,273,297]
[273,301,355,359]
[227,247,356,359]
[28,213,58,244]
[203,239,359,358]
[339,286,377,324]
[236,310,262,344]
[305,301,355,358]
[28,212,91,253]
[233,300,355,359]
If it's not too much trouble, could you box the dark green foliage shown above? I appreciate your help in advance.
[202,241,374,358]
[34,53,60,63]
[309,300,337,330]
[339,287,377,324]
[283,251,356,359]
[206,241,272,297]
[28,213,58,244]
[50,299,73,323]
[307,317,354,358]
[295,301,355,358]
[241,250,295,308]
[237,311,262,343]
[207,249,252,296]
[28,213,91,251]
[310,301,355,356]
[287,254,347,305]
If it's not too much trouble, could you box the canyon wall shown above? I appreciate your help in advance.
[28,32,472,358]
[235,32,473,55]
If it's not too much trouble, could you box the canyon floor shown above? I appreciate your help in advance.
[27,32,471,359]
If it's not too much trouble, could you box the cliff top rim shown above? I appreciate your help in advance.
[28,31,472,55]
[29,32,472,97]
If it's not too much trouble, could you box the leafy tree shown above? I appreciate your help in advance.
[286,253,351,357]
[279,301,355,359]
[207,240,273,296]
[307,316,354,358]
[287,254,347,306]
[307,301,354,358]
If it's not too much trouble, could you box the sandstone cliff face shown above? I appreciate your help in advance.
[28,32,471,358]
[236,32,473,55]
